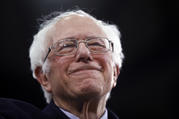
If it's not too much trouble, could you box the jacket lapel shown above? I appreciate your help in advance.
[42,101,69,119]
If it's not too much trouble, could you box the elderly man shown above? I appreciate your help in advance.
[0,10,124,119]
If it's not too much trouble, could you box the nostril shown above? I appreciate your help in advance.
[75,45,93,63]
[76,56,92,63]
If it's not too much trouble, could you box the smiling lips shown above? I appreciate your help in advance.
[68,64,103,75]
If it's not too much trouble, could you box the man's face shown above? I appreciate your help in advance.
[42,15,119,100]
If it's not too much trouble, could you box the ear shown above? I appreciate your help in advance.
[113,64,120,88]
[34,66,52,93]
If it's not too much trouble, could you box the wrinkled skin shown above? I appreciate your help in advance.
[35,15,120,119]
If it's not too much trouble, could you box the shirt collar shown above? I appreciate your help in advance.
[59,108,108,119]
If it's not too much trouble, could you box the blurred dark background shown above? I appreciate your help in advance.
[0,0,178,119]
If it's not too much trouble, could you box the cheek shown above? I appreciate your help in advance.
[95,54,115,89]
[47,56,73,84]
[46,56,74,95]
[104,63,114,88]
[52,56,72,72]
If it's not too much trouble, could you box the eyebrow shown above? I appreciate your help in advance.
[59,36,105,40]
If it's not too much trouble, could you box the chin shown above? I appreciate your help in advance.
[78,83,103,99]
[77,92,102,101]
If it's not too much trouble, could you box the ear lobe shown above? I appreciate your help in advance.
[115,65,120,77]
[34,66,52,92]
[113,65,120,88]
[34,66,43,84]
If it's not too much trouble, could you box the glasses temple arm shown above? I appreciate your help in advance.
[43,48,51,62]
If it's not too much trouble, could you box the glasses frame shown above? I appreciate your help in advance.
[43,37,114,62]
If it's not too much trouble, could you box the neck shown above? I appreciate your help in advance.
[53,94,108,119]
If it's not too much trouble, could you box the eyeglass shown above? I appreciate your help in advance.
[43,37,114,62]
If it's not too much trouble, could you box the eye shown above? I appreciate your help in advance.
[54,40,76,54]
[63,43,76,48]
[86,38,111,52]
[88,40,106,48]
[53,41,74,51]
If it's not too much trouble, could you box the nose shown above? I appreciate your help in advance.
[75,43,93,62]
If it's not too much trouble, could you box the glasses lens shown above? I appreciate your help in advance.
[53,39,76,55]
[87,38,110,53]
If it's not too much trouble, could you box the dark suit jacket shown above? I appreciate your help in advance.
[0,98,119,119]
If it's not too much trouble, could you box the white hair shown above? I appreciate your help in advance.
[29,10,124,103]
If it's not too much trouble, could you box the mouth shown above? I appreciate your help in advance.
[68,65,103,75]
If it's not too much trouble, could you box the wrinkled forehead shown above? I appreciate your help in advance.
[49,15,107,42]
